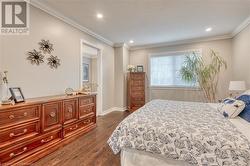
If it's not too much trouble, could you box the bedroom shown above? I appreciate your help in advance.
[0,0,250,165]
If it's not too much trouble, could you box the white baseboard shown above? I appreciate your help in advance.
[99,107,127,116]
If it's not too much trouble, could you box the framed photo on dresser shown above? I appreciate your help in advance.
[136,65,144,72]
[9,87,25,103]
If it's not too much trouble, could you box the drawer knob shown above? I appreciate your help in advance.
[9,147,27,158]
[84,109,90,113]
[83,119,91,124]
[9,112,28,119]
[69,124,78,131]
[50,112,56,118]
[41,136,54,143]
[9,129,28,137]
[9,115,14,119]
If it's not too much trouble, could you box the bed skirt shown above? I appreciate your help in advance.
[121,148,191,166]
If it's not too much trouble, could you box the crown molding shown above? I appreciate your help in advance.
[232,15,250,37]
[28,0,114,47]
[129,14,250,50]
[114,43,125,48]
[114,43,130,49]
[26,0,249,50]
[123,43,130,50]
[130,34,232,51]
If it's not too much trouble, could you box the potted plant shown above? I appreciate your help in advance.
[127,65,136,72]
[180,49,227,103]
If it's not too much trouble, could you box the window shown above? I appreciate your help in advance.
[150,51,200,87]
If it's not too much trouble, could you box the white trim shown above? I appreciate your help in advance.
[113,107,127,112]
[99,108,114,116]
[28,0,113,46]
[232,15,250,37]
[80,39,103,116]
[130,35,231,51]
[130,14,250,50]
[150,86,201,91]
[150,49,202,57]
[99,107,127,116]
[114,43,130,49]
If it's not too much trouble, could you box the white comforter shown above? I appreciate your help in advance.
[108,100,250,166]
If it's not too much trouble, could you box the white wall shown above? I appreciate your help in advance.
[114,47,124,107]
[232,24,250,88]
[130,39,233,102]
[1,6,114,111]
[123,46,129,107]
[114,44,129,108]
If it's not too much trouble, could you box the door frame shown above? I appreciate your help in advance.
[80,39,103,116]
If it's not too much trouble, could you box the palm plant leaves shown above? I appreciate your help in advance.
[180,49,227,102]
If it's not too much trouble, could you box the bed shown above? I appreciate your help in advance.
[108,100,250,166]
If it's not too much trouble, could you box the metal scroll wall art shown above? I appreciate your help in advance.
[27,39,61,69]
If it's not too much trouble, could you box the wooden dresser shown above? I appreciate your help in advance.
[0,94,96,166]
[127,72,145,112]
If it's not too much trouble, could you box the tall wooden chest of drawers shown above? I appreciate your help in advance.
[127,72,145,112]
[0,94,96,166]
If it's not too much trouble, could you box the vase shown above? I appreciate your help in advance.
[1,83,10,102]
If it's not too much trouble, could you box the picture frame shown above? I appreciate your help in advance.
[82,63,89,82]
[137,65,144,72]
[9,87,25,103]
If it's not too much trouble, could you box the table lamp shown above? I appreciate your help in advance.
[229,81,246,98]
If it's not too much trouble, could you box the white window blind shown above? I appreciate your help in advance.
[150,51,200,87]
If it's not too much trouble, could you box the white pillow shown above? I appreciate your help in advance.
[218,98,245,118]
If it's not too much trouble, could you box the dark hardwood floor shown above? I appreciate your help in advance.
[33,111,129,166]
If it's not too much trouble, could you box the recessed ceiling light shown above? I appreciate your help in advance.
[129,40,134,44]
[96,13,103,19]
[205,27,212,32]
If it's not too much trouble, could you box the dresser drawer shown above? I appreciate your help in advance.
[130,106,141,111]
[130,74,145,80]
[132,100,145,106]
[131,100,145,111]
[0,121,40,149]
[131,86,144,91]
[131,80,144,86]
[42,101,62,133]
[79,104,95,119]
[0,130,61,163]
[63,99,78,125]
[79,96,95,106]
[131,92,145,98]
[63,116,95,137]
[0,105,40,128]
[131,96,145,102]
[78,116,95,128]
[63,122,80,137]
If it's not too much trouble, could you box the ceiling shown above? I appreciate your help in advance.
[34,0,250,47]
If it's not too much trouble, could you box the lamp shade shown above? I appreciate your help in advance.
[229,81,246,91]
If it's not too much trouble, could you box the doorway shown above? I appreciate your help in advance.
[80,39,102,116]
